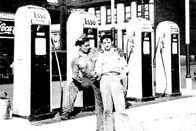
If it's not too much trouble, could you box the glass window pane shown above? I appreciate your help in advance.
[106,8,111,24]
[95,9,101,25]
[125,5,131,22]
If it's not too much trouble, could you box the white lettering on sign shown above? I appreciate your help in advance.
[84,18,96,26]
[0,22,14,34]
[0,12,14,20]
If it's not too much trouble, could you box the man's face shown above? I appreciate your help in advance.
[80,41,90,53]
[102,38,113,51]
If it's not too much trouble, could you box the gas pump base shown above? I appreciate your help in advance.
[13,112,55,121]
[126,96,155,102]
[155,92,181,98]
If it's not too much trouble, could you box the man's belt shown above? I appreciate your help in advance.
[102,71,120,76]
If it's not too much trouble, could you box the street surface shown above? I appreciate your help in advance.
[0,65,196,131]
[0,90,196,131]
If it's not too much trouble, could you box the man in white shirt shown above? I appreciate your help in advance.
[95,35,131,131]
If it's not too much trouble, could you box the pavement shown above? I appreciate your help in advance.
[0,88,196,131]
[1,64,196,131]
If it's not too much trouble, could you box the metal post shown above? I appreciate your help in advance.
[59,0,67,115]
[111,0,115,45]
[185,0,192,90]
[60,0,67,51]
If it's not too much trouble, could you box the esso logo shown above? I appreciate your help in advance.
[32,11,48,24]
[33,12,46,20]
[84,18,96,26]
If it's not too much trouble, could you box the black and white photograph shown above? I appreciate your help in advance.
[0,0,196,131]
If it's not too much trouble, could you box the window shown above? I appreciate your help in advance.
[137,4,150,20]
[122,30,126,53]
[106,6,117,24]
[106,7,111,24]
[95,8,101,25]
[114,8,117,24]
[125,5,131,22]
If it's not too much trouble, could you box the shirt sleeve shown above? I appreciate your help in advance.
[71,57,82,82]
[94,54,102,75]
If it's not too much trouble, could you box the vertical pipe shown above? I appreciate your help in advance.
[60,0,67,51]
[59,0,67,115]
[185,0,190,71]
[185,0,192,90]
[185,0,190,77]
[111,0,115,45]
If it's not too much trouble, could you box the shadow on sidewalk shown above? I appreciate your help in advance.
[31,94,192,126]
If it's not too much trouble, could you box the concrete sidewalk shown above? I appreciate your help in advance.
[1,89,196,131]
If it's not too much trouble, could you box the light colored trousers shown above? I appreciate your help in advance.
[63,80,104,131]
[100,74,131,131]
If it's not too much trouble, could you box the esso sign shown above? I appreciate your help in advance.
[29,7,50,25]
[84,18,97,28]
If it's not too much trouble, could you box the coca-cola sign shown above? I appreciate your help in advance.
[0,20,14,38]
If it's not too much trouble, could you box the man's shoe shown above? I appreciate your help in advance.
[60,113,70,120]
[125,101,132,109]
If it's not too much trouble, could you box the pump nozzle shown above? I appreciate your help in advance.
[126,31,135,63]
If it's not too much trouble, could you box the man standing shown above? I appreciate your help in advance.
[95,35,131,131]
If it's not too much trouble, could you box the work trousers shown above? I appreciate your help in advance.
[63,79,104,131]
[100,74,130,131]
[62,81,79,114]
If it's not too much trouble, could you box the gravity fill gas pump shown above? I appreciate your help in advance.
[155,21,181,96]
[126,18,154,100]
[13,5,52,120]
[67,11,98,108]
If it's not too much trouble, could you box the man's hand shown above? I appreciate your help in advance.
[81,77,92,88]
[94,72,101,81]
[115,48,125,57]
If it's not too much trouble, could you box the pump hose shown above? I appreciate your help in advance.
[160,48,168,97]
[125,37,133,95]
[153,37,168,97]
[126,38,132,63]
[153,37,161,65]
[51,39,63,115]
[125,35,136,96]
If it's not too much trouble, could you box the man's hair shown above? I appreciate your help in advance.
[100,34,113,43]
[75,37,89,46]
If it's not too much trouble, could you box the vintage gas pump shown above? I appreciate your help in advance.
[155,21,181,96]
[13,5,52,119]
[67,11,98,108]
[126,18,154,100]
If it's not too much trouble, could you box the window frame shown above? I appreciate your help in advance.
[95,7,101,25]
[137,3,150,20]
[124,4,131,22]
[106,6,112,24]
